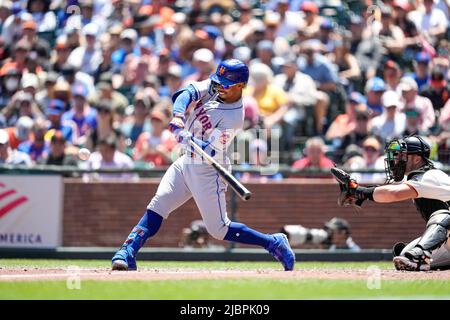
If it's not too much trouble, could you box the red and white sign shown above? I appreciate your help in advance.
[0,176,63,248]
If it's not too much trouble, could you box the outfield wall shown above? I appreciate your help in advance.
[63,179,424,249]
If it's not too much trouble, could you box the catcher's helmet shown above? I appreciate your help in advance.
[210,59,249,89]
[384,135,432,182]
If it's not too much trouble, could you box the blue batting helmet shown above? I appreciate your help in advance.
[210,59,249,88]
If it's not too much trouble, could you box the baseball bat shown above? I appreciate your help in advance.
[188,139,252,201]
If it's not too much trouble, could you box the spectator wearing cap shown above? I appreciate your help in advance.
[0,128,32,166]
[376,5,405,56]
[252,40,275,70]
[160,64,183,98]
[292,136,334,170]
[409,0,448,44]
[154,48,175,87]
[195,25,223,57]
[403,107,428,136]
[67,23,103,76]
[349,14,383,81]
[133,108,177,167]
[244,63,289,131]
[84,133,136,182]
[317,18,336,53]
[274,54,328,148]
[46,99,74,143]
[2,91,43,127]
[21,19,51,63]
[406,51,431,91]
[21,73,40,98]
[383,60,403,91]
[52,80,72,110]
[347,136,385,184]
[184,48,215,85]
[38,130,78,166]
[298,40,337,133]
[419,66,450,111]
[326,92,368,141]
[91,73,129,116]
[3,115,34,150]
[1,1,29,46]
[335,107,372,163]
[120,91,153,147]
[262,11,291,57]
[50,35,71,73]
[26,0,56,32]
[0,39,32,75]
[272,0,303,39]
[18,117,48,163]
[365,76,386,117]
[112,28,138,67]
[162,26,178,58]
[298,40,338,93]
[371,90,406,142]
[107,24,124,52]
[299,1,323,38]
[35,71,58,111]
[62,84,97,146]
[398,76,435,132]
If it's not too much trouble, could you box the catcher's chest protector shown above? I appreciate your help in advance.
[407,167,450,221]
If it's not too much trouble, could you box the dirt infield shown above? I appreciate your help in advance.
[2,267,450,282]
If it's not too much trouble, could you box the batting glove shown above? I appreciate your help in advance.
[168,114,185,133]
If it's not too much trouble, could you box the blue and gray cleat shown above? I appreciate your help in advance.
[111,247,137,271]
[266,233,296,271]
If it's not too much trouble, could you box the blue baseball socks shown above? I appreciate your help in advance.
[111,209,162,270]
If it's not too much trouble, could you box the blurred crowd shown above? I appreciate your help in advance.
[0,0,449,181]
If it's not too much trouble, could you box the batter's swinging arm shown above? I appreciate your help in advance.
[188,139,252,201]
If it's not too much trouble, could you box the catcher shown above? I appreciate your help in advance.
[331,135,450,271]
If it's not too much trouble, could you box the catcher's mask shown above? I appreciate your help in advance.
[384,135,432,183]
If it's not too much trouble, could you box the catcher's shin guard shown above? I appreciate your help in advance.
[399,210,450,271]
[416,210,450,252]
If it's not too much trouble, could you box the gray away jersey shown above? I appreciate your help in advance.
[184,79,244,160]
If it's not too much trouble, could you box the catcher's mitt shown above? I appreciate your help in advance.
[330,167,364,208]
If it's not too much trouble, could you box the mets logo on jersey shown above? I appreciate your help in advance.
[219,132,231,145]
[219,66,226,75]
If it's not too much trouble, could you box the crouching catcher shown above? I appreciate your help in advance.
[331,135,450,271]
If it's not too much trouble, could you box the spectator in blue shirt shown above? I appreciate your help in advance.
[62,84,97,146]
[46,99,74,143]
[298,39,338,92]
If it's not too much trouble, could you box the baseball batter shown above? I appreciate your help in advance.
[332,135,450,271]
[111,59,295,271]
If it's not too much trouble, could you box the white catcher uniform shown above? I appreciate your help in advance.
[403,169,450,269]
[147,79,244,240]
